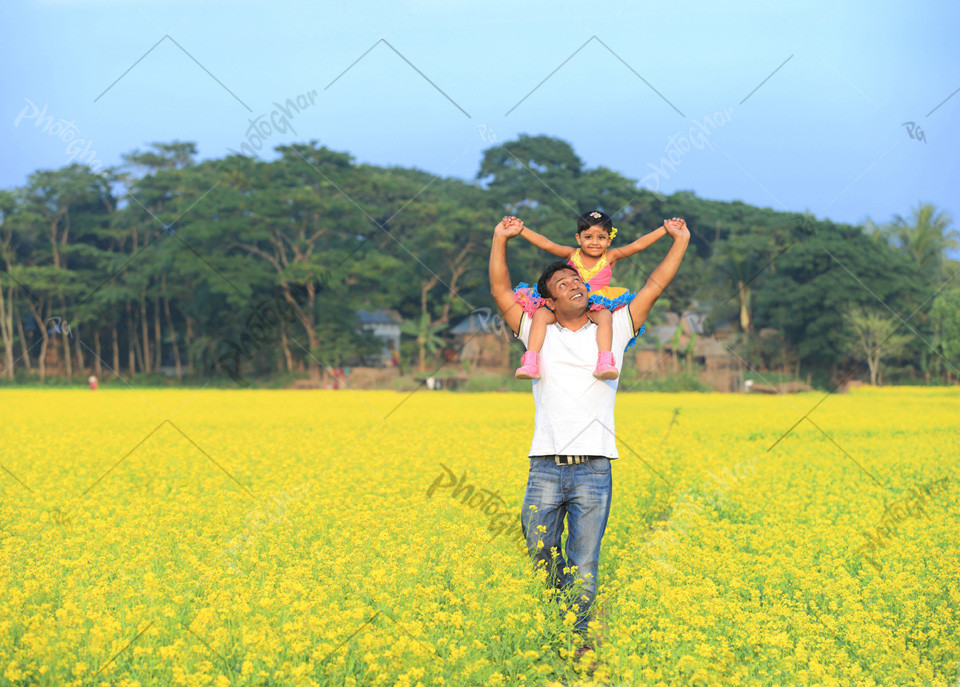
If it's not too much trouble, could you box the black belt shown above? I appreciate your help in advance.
[532,455,604,466]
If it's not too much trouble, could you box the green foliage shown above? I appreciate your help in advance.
[930,289,960,370]
[753,219,926,373]
[461,374,533,392]
[0,134,955,387]
[621,372,708,393]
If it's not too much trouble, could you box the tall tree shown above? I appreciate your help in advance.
[118,141,200,376]
[844,306,912,385]
[224,144,367,381]
[20,165,112,380]
[706,232,775,333]
[0,190,27,378]
[477,134,584,218]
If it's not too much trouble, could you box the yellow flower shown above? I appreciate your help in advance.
[3,388,957,686]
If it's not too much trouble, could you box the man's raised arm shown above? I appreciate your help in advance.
[628,219,691,331]
[489,217,524,336]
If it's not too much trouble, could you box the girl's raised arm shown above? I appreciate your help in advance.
[516,222,575,259]
[607,224,668,265]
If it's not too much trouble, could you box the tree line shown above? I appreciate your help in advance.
[1,135,957,387]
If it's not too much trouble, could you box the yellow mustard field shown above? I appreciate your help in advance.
[1,387,958,687]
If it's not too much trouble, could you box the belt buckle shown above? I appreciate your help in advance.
[555,455,585,465]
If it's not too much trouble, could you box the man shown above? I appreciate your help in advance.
[488,214,691,652]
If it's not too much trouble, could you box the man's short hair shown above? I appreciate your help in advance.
[537,261,579,300]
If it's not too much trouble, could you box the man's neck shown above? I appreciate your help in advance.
[555,311,591,331]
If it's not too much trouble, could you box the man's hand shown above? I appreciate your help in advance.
[628,217,691,331]
[495,216,524,239]
[490,216,523,334]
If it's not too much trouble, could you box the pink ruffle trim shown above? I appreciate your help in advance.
[512,283,545,316]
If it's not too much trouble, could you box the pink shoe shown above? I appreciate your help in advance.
[593,351,618,380]
[515,351,540,379]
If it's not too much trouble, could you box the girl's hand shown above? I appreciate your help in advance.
[664,218,690,240]
[503,216,524,236]
[496,216,523,239]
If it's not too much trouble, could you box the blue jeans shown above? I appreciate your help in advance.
[520,457,612,635]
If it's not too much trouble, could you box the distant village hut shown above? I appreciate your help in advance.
[449,309,511,371]
[357,309,402,367]
[633,310,740,390]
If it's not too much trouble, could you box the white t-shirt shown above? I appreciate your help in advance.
[517,307,641,459]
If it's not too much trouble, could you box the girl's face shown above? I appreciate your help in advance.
[576,224,611,257]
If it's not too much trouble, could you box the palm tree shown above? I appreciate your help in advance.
[708,233,771,333]
[883,203,958,279]
[400,312,445,374]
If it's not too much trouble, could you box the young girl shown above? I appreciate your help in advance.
[509,210,671,380]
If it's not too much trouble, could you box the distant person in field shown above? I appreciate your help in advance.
[511,210,669,381]
[489,214,691,657]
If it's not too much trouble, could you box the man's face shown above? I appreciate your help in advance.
[545,268,588,314]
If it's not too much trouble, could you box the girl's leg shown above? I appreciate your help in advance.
[587,309,612,351]
[588,309,618,380]
[528,306,556,353]
[516,307,556,379]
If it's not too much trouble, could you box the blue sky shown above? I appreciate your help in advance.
[3,0,959,235]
